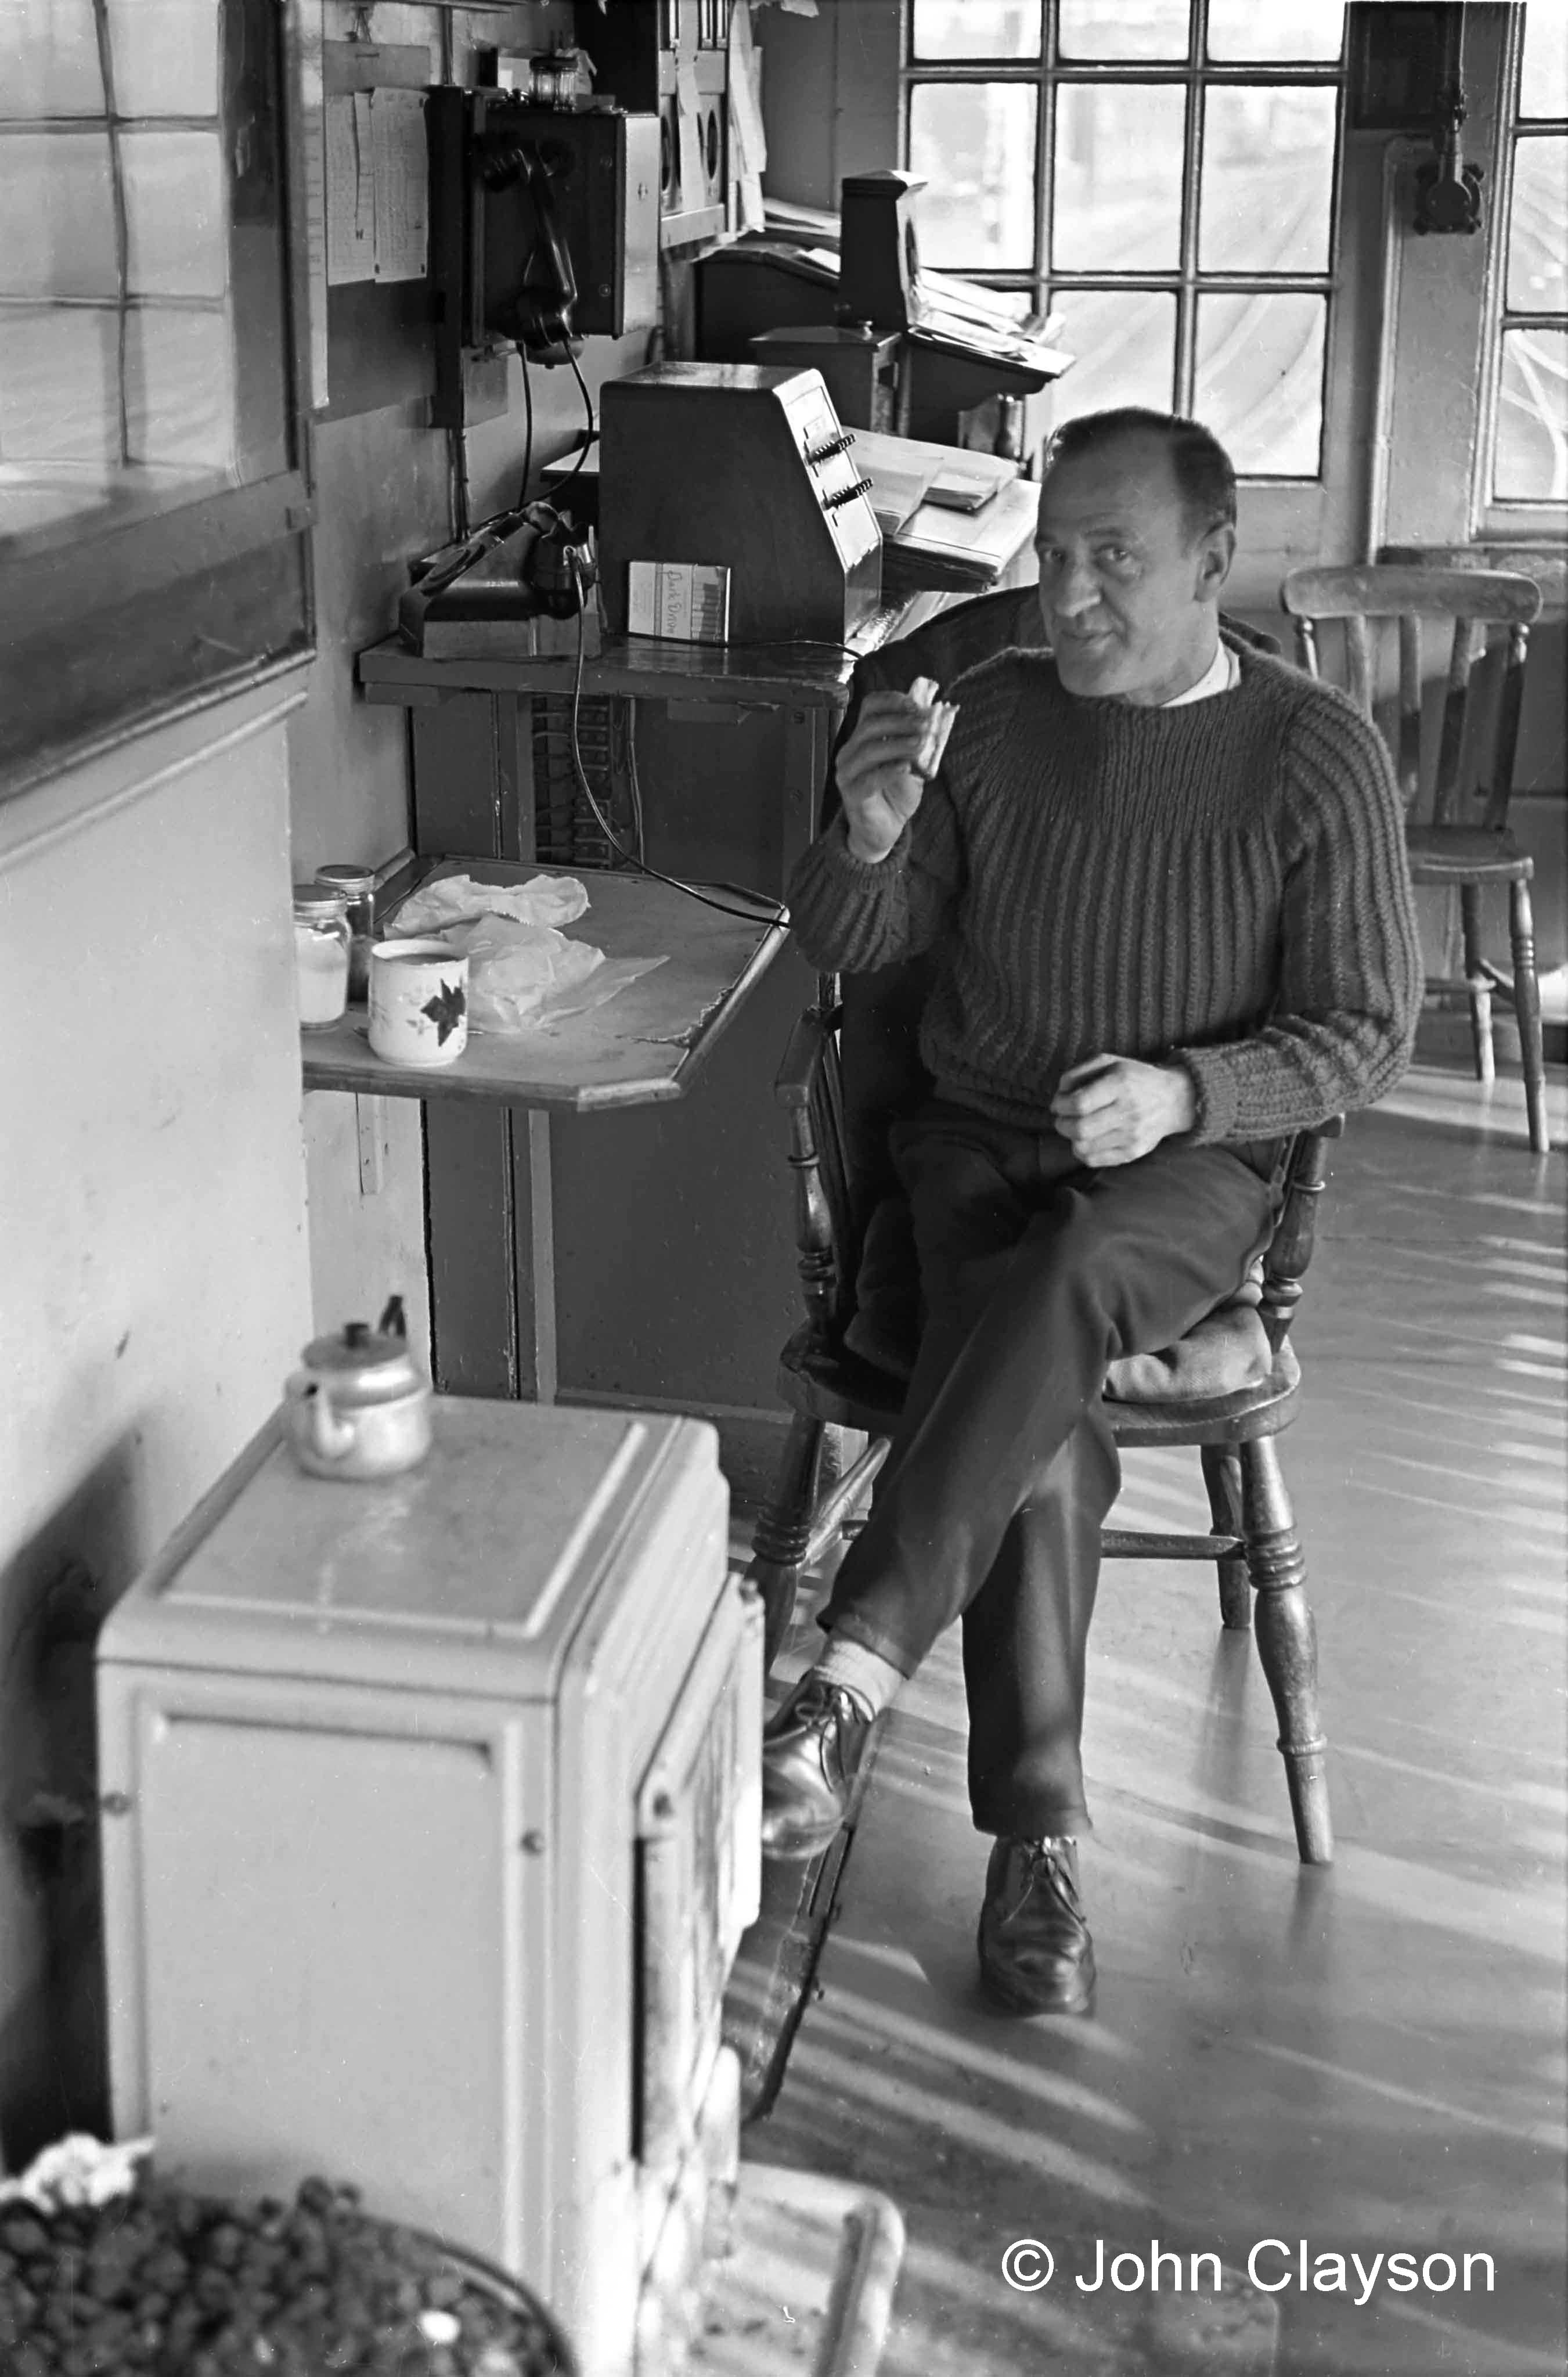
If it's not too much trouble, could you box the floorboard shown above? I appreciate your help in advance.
[730,1064,1567,2377]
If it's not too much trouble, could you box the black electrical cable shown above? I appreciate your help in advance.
[718,636,868,662]
[564,566,788,931]
[449,426,471,542]
[518,342,534,510]
[619,628,870,667]
[554,342,597,495]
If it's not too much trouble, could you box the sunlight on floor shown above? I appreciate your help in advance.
[738,1065,1567,2377]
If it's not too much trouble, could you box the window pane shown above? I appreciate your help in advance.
[1507,136,1568,315]
[127,307,236,471]
[0,304,117,462]
[1052,82,1184,268]
[1047,287,1176,416]
[0,0,102,115]
[1195,290,1325,473]
[0,0,294,556]
[1206,0,1344,62]
[1200,87,1337,272]
[1057,0,1189,62]
[1519,4,1568,120]
[123,131,228,299]
[107,0,220,118]
[1494,328,1568,500]
[910,0,1040,60]
[909,82,1039,269]
[0,129,118,300]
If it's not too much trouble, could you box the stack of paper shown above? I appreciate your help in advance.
[849,432,940,535]
[851,427,1017,534]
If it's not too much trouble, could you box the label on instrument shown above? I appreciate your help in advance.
[628,560,732,644]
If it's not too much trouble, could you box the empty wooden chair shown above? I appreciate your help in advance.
[1279,563,1548,1153]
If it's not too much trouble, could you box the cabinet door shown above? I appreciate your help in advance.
[102,1675,550,2264]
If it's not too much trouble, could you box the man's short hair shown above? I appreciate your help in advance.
[1043,408,1238,542]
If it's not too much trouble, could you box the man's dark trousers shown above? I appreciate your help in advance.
[820,1099,1278,1841]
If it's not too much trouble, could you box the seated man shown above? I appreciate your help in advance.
[763,406,1422,2018]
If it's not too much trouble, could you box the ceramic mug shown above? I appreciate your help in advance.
[368,939,470,1068]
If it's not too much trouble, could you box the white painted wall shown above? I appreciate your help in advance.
[0,0,654,2177]
[0,682,315,2160]
[289,322,653,1368]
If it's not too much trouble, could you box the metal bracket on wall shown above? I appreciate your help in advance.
[356,1094,387,1194]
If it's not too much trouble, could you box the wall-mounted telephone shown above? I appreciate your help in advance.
[426,89,659,428]
[478,129,581,348]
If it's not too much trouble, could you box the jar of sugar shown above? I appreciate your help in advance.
[293,883,352,1029]
[314,863,378,1001]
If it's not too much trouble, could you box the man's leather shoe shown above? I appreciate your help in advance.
[760,1673,873,1861]
[976,1836,1095,2016]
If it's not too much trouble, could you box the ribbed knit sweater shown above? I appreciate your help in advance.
[788,639,1422,1144]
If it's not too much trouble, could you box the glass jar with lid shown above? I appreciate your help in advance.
[293,883,351,1029]
[314,863,377,1002]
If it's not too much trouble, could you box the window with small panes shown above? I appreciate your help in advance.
[902,0,1348,476]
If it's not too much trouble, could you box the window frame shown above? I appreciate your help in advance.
[1473,1,1568,539]
[0,0,316,804]
[900,0,1347,481]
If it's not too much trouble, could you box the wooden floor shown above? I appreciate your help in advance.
[732,1063,1567,2377]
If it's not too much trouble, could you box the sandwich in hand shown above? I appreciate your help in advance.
[909,675,959,779]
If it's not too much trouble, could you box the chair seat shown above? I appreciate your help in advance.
[1106,1342,1300,1445]
[1405,825,1532,882]
[777,1326,1301,1447]
[777,1330,904,1435]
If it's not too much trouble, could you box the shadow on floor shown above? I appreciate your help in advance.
[727,1072,1567,2377]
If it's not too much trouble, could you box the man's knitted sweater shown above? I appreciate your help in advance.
[787,639,1422,1146]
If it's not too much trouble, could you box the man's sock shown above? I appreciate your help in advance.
[812,1635,907,1719]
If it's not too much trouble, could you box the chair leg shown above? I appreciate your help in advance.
[1239,1436,1333,1865]
[1201,1445,1251,1630]
[1508,877,1551,1156]
[1460,884,1495,1086]
[746,1413,827,1673]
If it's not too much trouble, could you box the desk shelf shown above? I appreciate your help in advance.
[358,620,911,711]
[301,861,788,1110]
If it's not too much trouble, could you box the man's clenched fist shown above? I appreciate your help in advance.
[1051,1055,1198,1168]
[835,678,958,865]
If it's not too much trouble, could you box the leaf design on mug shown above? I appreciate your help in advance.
[421,979,467,1045]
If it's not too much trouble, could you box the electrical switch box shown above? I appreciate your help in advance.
[599,361,883,647]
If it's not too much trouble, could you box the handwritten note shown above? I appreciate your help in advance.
[370,89,428,283]
[325,88,427,287]
[325,92,374,285]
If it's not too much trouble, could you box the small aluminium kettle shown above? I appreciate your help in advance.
[283,1296,434,1482]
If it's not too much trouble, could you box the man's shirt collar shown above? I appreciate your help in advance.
[1161,638,1239,707]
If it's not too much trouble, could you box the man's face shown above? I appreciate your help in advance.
[1034,433,1234,705]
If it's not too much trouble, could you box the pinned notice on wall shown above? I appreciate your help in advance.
[727,1,766,233]
[673,52,704,211]
[325,87,428,285]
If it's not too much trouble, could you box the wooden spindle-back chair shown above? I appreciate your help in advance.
[747,977,1343,1868]
[745,588,1349,1866]
[1279,564,1547,1152]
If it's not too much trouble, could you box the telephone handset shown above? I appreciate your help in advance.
[426,89,658,433]
[480,134,579,351]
